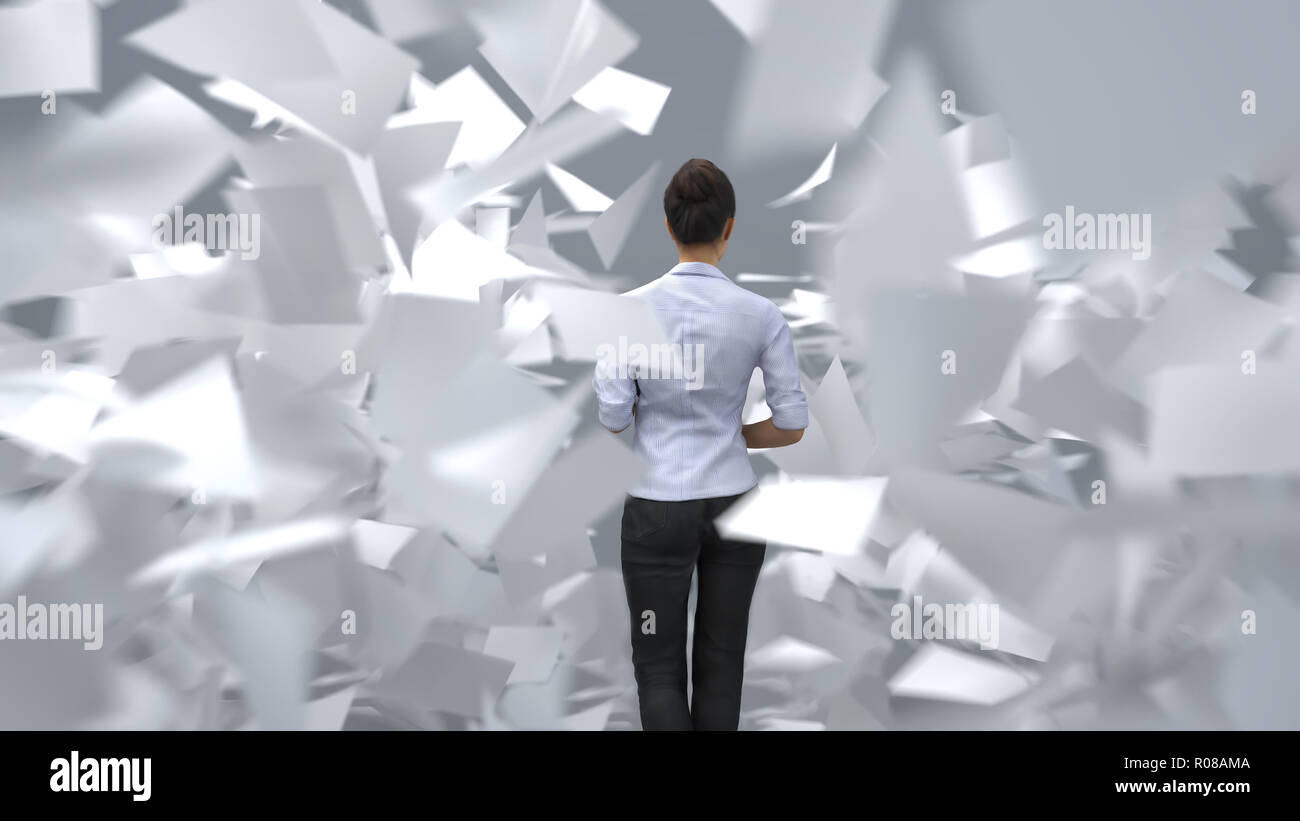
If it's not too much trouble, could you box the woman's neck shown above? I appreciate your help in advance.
[677,247,722,266]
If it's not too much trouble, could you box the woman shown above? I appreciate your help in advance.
[593,158,809,730]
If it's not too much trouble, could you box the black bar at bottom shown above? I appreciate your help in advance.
[4,730,1284,807]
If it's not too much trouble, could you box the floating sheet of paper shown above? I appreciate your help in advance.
[828,54,967,304]
[556,700,615,731]
[510,190,550,250]
[1219,581,1300,730]
[235,322,374,394]
[222,185,365,324]
[0,441,48,496]
[415,104,626,224]
[351,520,418,570]
[951,235,1051,278]
[545,212,598,234]
[942,114,1013,170]
[363,293,494,438]
[1015,356,1146,444]
[529,280,668,362]
[491,662,576,728]
[726,0,891,162]
[90,355,260,502]
[779,288,834,328]
[991,444,1091,504]
[886,469,1073,608]
[377,641,514,716]
[304,686,356,731]
[496,532,597,604]
[251,550,348,645]
[571,66,670,136]
[191,576,316,729]
[484,626,564,684]
[736,273,817,284]
[747,636,841,674]
[828,554,891,591]
[128,0,418,154]
[35,280,203,375]
[1,295,68,339]
[468,0,638,123]
[749,572,894,677]
[235,137,387,273]
[767,144,837,208]
[546,163,613,212]
[341,564,439,670]
[491,431,646,562]
[0,369,115,463]
[774,552,839,602]
[387,535,479,614]
[116,338,240,396]
[405,219,546,301]
[382,352,581,545]
[12,78,237,296]
[587,161,661,269]
[130,516,349,588]
[708,0,775,40]
[128,243,231,280]
[371,121,460,264]
[757,717,826,731]
[0,485,95,596]
[955,160,1036,240]
[938,429,1023,472]
[1149,357,1300,475]
[806,357,874,473]
[476,206,511,249]
[362,0,464,42]
[0,0,100,97]
[541,570,629,662]
[885,530,1055,661]
[0,628,113,730]
[888,644,1036,706]
[862,285,1034,471]
[398,68,526,169]
[824,689,888,730]
[1110,268,1290,402]
[507,250,593,295]
[498,284,552,350]
[715,476,889,555]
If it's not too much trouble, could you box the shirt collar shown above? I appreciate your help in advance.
[668,261,729,280]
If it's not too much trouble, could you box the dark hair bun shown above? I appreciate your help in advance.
[663,159,736,245]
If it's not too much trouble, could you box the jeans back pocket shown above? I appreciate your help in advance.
[622,496,668,540]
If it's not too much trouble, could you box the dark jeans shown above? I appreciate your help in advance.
[620,492,766,731]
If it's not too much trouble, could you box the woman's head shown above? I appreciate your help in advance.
[663,158,735,257]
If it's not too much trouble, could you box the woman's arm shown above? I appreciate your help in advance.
[742,417,804,449]
[748,303,807,449]
[609,401,636,433]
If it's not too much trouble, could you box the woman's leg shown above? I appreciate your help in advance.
[690,493,766,730]
[620,495,700,730]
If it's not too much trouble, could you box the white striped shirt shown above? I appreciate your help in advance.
[593,261,808,501]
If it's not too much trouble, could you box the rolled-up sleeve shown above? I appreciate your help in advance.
[759,307,808,430]
[593,357,636,432]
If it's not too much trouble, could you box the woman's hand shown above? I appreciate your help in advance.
[741,417,804,449]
